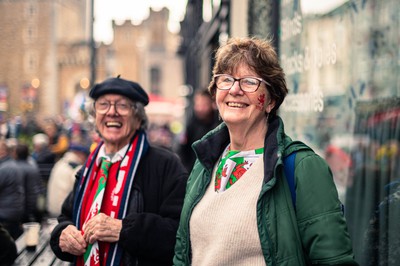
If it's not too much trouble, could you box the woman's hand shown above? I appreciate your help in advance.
[59,225,87,255]
[82,213,122,244]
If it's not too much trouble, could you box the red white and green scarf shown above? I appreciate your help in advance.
[73,130,148,266]
[215,145,264,192]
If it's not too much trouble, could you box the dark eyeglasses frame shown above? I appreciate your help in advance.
[214,74,271,93]
[93,100,135,115]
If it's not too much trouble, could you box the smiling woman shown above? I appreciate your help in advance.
[173,37,358,266]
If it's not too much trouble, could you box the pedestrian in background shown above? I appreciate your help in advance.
[31,133,56,217]
[177,88,219,171]
[0,140,25,239]
[31,133,56,186]
[50,76,188,265]
[14,143,42,223]
[174,37,358,265]
[47,142,90,217]
[42,118,69,160]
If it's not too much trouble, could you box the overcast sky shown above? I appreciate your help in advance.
[94,0,188,44]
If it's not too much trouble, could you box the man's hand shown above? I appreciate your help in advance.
[82,213,122,244]
[59,225,87,255]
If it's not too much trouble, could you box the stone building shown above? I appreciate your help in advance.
[0,0,90,118]
[108,8,185,125]
[110,8,184,102]
[0,1,183,124]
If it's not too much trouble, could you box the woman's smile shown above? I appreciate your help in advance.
[226,101,249,108]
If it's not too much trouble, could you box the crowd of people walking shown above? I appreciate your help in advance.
[0,114,94,236]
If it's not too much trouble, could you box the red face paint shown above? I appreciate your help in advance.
[257,94,266,110]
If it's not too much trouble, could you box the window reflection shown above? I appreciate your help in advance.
[346,99,400,265]
[279,0,400,264]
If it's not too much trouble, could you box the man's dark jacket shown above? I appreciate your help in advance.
[50,145,188,265]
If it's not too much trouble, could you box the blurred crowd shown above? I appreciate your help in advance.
[0,87,220,243]
[0,112,96,240]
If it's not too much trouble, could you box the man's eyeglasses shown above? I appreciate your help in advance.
[94,100,135,115]
[214,74,270,93]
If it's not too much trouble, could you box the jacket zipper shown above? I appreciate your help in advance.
[258,180,277,266]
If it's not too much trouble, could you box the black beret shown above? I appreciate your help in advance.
[89,77,149,106]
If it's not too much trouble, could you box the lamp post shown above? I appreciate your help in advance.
[90,0,96,86]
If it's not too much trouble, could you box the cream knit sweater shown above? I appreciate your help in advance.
[190,156,267,266]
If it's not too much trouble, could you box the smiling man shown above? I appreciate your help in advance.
[50,76,188,266]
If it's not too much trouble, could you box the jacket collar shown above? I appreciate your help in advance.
[263,116,282,183]
[193,116,286,183]
[192,122,230,171]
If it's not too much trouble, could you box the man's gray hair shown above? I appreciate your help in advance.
[133,102,148,130]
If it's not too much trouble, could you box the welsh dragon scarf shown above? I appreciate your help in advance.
[215,145,264,192]
[73,130,149,266]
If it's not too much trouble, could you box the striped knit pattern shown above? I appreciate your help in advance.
[190,156,266,266]
[74,130,149,266]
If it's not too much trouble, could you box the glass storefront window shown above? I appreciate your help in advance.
[279,0,400,264]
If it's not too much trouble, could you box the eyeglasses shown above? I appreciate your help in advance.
[94,100,134,115]
[214,74,270,93]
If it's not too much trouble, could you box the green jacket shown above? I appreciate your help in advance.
[173,116,358,265]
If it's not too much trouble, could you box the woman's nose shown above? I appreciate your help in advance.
[229,80,244,95]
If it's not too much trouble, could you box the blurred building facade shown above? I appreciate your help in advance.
[108,8,183,100]
[179,0,399,264]
[108,8,185,125]
[0,1,183,124]
[0,0,91,118]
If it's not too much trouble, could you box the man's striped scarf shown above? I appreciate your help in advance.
[72,130,149,265]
